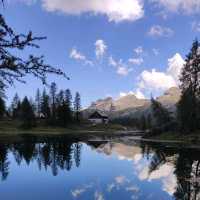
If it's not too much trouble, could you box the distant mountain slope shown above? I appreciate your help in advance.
[157,87,181,106]
[114,94,149,111]
[84,87,181,119]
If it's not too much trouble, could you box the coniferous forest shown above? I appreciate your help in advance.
[0,82,82,129]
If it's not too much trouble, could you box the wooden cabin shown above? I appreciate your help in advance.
[88,111,109,124]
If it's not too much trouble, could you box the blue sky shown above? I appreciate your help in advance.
[3,0,200,107]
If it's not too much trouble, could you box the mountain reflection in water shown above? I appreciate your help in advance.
[0,135,199,200]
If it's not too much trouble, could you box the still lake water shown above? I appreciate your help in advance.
[0,135,199,200]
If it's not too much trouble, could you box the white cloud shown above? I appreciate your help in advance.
[119,89,145,99]
[95,40,107,59]
[150,0,200,14]
[135,89,145,99]
[70,48,93,66]
[138,163,177,196]
[148,25,174,37]
[134,46,143,55]
[167,53,185,83]
[192,21,200,32]
[137,53,185,94]
[109,56,118,67]
[117,66,133,76]
[41,0,144,23]
[129,57,144,65]
[109,56,133,76]
[70,48,86,61]
[139,69,176,91]
[120,91,134,97]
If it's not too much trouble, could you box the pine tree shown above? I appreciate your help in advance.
[177,86,197,132]
[74,92,81,123]
[151,97,172,128]
[56,90,64,106]
[0,97,5,119]
[178,39,200,132]
[11,93,21,119]
[41,89,51,120]
[57,101,69,127]
[20,97,35,128]
[35,88,41,118]
[49,82,57,123]
[65,89,72,122]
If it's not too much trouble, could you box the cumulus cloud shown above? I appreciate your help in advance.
[138,53,185,94]
[129,57,144,65]
[148,25,174,37]
[41,0,144,23]
[120,89,145,99]
[139,69,176,91]
[109,56,133,76]
[167,53,185,83]
[150,0,200,14]
[95,40,107,59]
[70,48,93,66]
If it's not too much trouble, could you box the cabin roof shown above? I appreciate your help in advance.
[89,111,108,119]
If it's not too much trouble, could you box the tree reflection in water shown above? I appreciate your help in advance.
[141,142,200,200]
[0,136,82,179]
[0,136,200,200]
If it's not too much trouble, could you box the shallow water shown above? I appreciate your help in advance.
[0,135,199,200]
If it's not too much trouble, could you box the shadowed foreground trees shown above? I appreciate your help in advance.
[177,40,200,133]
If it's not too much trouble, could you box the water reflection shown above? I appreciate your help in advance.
[0,136,82,178]
[0,135,200,200]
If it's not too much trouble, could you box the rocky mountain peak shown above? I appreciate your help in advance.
[157,87,181,105]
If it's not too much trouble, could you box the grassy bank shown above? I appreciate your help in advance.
[0,120,128,136]
[143,131,200,144]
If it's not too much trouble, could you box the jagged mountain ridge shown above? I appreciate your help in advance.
[85,87,181,119]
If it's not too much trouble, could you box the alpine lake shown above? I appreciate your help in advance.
[0,134,199,200]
